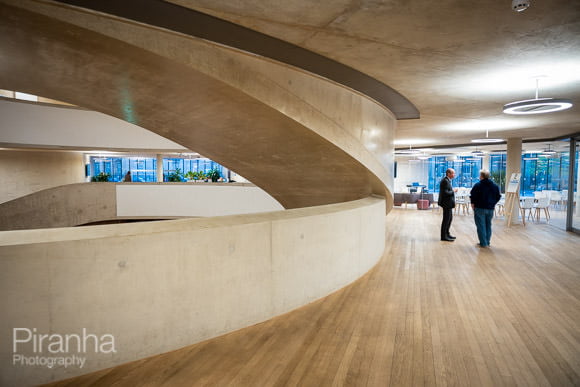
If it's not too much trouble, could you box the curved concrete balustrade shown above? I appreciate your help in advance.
[52,0,418,120]
[0,182,284,231]
[0,1,395,211]
[0,196,386,386]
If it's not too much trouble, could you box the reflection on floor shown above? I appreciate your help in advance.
[48,208,580,386]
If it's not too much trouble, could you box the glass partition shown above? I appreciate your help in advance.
[570,138,580,233]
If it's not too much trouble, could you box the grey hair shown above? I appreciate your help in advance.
[480,169,491,179]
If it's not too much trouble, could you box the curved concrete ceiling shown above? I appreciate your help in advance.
[165,0,580,147]
[50,0,419,120]
[0,3,389,209]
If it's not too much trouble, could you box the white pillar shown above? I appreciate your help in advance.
[156,154,163,182]
[482,153,490,171]
[506,138,522,224]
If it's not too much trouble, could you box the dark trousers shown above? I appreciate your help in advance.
[441,207,453,239]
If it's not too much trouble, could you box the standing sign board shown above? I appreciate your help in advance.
[506,173,521,193]
[505,173,521,227]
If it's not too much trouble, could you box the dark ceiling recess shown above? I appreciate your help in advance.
[52,0,419,120]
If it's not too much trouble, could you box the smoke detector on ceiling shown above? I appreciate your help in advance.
[512,0,531,12]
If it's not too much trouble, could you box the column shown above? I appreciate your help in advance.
[482,153,490,171]
[156,154,163,182]
[506,138,522,225]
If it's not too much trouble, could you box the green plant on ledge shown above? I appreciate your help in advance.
[91,172,111,182]
[207,169,221,182]
[166,168,184,182]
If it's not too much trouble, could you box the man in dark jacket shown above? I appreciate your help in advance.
[470,169,501,248]
[438,168,457,241]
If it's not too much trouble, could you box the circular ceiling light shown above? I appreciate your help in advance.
[503,98,573,115]
[540,144,558,155]
[503,78,573,115]
[472,128,503,143]
[395,145,422,155]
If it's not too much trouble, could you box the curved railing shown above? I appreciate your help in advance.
[0,0,396,211]
[0,1,396,385]
[0,197,385,386]
[0,182,284,231]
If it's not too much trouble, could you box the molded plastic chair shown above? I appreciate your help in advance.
[495,194,506,216]
[520,197,535,226]
[533,196,551,222]
[550,191,563,210]
[455,193,470,215]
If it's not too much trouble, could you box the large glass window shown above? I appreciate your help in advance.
[489,154,507,193]
[162,158,226,182]
[90,156,157,182]
[427,156,482,192]
[521,152,570,196]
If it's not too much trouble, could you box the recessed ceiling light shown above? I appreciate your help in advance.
[503,78,573,115]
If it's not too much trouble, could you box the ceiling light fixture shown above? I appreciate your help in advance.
[503,78,573,115]
[395,145,422,155]
[472,128,503,143]
[471,146,485,157]
[540,144,558,155]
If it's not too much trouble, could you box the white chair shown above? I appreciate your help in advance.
[495,194,506,216]
[533,191,546,200]
[550,191,563,210]
[562,190,569,207]
[520,197,535,226]
[455,193,470,215]
[432,192,440,211]
[533,196,551,222]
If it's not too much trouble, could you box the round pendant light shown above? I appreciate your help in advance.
[503,78,573,115]
[472,128,503,143]
[395,145,422,155]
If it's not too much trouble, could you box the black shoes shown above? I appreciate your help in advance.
[441,237,455,242]
[447,235,456,239]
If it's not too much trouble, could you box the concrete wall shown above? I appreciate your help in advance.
[0,196,386,386]
[0,150,85,203]
[3,0,395,210]
[116,183,283,218]
[0,182,284,231]
[0,99,186,151]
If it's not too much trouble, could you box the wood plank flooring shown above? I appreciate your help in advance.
[47,208,580,386]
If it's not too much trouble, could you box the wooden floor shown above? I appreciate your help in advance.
[48,208,580,386]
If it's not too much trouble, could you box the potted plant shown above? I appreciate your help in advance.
[91,172,111,182]
[207,169,221,182]
[166,168,184,182]
[184,171,196,182]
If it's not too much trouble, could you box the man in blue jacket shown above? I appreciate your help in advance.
[470,169,501,248]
